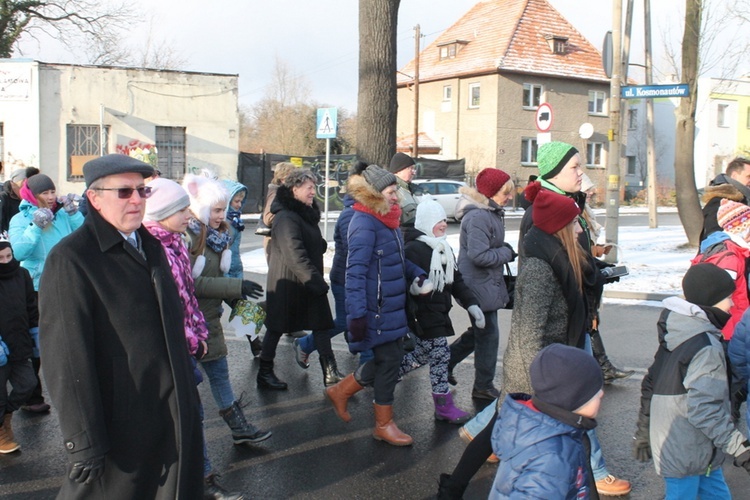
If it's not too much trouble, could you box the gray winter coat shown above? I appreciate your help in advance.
[455,187,513,311]
[642,296,749,478]
[500,257,571,401]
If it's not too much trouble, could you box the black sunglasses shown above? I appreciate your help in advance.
[94,186,153,199]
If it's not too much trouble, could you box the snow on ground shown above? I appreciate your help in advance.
[242,220,695,302]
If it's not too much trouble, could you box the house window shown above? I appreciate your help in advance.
[439,44,457,60]
[588,91,606,115]
[156,126,187,180]
[587,142,604,167]
[521,138,538,164]
[545,35,569,55]
[717,104,729,128]
[627,155,636,175]
[523,83,543,109]
[468,83,480,109]
[67,124,109,180]
[443,85,452,101]
[628,108,638,129]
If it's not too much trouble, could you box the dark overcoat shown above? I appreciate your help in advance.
[38,204,203,500]
[265,185,333,333]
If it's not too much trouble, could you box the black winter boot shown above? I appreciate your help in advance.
[320,355,344,387]
[246,335,262,358]
[204,473,244,500]
[590,328,634,384]
[219,401,272,444]
[437,473,467,500]
[257,359,288,390]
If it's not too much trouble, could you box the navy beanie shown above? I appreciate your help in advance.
[530,344,603,412]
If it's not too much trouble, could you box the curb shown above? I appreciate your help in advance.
[603,290,673,301]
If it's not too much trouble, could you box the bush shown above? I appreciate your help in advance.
[625,186,677,206]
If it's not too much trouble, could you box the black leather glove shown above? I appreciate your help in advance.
[348,317,367,343]
[69,455,105,484]
[241,280,264,300]
[734,444,750,474]
[633,412,652,462]
[503,242,517,262]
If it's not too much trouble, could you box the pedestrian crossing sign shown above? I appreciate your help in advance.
[316,107,337,139]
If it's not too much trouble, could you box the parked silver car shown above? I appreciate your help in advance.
[412,179,467,220]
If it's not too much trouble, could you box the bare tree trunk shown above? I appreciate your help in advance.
[674,0,703,247]
[357,0,400,167]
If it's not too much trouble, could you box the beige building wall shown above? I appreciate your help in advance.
[398,72,610,193]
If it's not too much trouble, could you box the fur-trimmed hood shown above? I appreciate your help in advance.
[455,185,503,221]
[270,184,321,226]
[702,182,745,205]
[346,173,391,215]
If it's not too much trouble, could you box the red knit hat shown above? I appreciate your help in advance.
[527,182,581,234]
[475,168,511,198]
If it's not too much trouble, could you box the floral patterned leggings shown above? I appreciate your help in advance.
[398,336,450,394]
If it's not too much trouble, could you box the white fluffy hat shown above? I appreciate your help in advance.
[415,199,447,236]
[182,171,228,226]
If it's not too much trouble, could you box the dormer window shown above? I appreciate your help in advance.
[544,35,569,55]
[438,40,468,61]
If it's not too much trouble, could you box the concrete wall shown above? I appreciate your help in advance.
[0,60,239,194]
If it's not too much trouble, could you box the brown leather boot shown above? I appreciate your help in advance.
[325,373,363,422]
[0,413,20,454]
[372,403,413,446]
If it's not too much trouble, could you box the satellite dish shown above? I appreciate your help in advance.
[579,122,594,139]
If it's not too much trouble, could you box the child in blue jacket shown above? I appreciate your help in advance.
[488,344,604,499]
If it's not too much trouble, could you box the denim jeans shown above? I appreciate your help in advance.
[200,356,236,411]
[355,339,404,405]
[664,468,731,500]
[449,310,499,391]
[299,282,374,363]
[199,403,212,477]
[463,397,497,438]
[584,333,609,480]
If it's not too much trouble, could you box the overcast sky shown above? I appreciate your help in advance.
[15,0,740,112]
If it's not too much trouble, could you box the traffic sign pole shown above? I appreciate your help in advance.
[324,138,330,240]
[316,107,338,240]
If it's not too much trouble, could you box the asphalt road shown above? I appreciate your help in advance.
[2,286,748,499]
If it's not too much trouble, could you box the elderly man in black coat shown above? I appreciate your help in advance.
[39,154,203,499]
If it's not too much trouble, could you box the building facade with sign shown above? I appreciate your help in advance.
[396,0,611,194]
[0,59,239,194]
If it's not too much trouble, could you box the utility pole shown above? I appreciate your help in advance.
[644,0,658,228]
[413,24,420,158]
[605,0,623,262]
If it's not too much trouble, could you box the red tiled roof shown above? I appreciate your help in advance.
[396,133,442,154]
[397,0,608,86]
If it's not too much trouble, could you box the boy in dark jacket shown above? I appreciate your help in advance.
[0,238,39,453]
[634,263,750,499]
[489,343,604,499]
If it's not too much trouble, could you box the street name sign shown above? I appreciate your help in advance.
[621,84,689,99]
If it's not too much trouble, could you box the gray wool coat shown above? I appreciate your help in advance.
[500,257,571,403]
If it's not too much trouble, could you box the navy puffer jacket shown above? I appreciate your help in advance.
[345,174,424,353]
[329,194,355,286]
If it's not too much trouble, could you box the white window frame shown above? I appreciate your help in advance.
[523,83,543,109]
[468,83,480,109]
[443,85,452,102]
[588,91,607,115]
[586,142,605,167]
[521,138,538,165]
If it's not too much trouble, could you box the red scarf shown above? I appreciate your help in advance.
[353,202,402,229]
